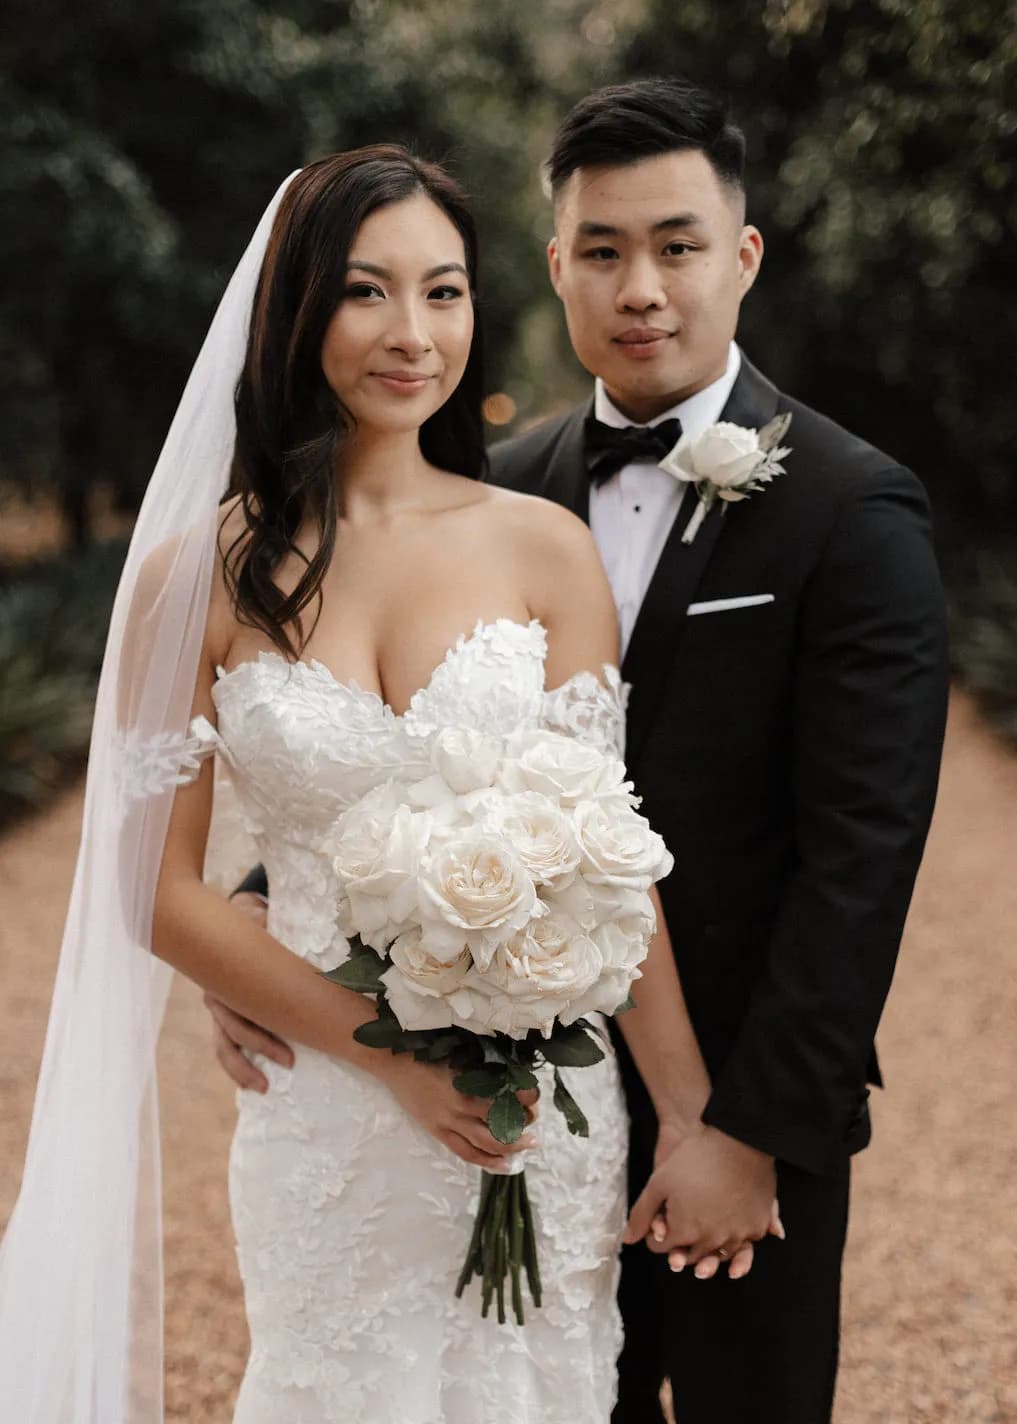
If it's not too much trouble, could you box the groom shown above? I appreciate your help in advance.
[216,78,948,1422]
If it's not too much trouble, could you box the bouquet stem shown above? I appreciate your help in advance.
[455,1167,542,1326]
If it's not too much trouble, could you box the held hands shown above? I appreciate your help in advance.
[624,1120,784,1281]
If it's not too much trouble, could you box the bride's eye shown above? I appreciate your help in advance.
[428,284,465,302]
[344,282,384,300]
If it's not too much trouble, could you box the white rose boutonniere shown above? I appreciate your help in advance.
[659,412,793,545]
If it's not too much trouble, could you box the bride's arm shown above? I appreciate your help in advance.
[614,885,712,1140]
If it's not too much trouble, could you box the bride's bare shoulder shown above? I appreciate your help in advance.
[481,484,600,568]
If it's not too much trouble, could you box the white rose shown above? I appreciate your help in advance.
[660,421,764,490]
[482,791,581,888]
[558,921,649,1025]
[572,800,674,891]
[485,910,602,1001]
[498,729,631,806]
[431,726,503,795]
[380,929,473,1031]
[329,783,432,950]
[688,423,763,486]
[548,878,658,935]
[418,831,541,967]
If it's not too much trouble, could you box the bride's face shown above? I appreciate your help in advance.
[321,193,474,436]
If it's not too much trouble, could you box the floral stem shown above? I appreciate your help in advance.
[519,1171,542,1307]
[456,1167,540,1326]
[510,1173,525,1325]
[455,1170,494,1298]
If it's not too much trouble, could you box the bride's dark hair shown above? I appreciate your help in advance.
[224,145,488,657]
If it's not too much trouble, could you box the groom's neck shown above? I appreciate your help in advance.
[601,361,728,424]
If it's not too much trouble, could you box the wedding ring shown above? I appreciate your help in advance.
[715,1247,729,1259]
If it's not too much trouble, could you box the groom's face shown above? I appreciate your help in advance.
[548,150,762,423]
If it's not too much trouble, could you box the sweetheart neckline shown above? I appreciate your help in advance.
[213,616,548,722]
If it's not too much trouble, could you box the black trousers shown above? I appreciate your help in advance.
[612,1158,851,1424]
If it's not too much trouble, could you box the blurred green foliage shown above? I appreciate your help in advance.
[0,540,126,823]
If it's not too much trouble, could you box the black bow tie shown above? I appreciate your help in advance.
[583,415,683,487]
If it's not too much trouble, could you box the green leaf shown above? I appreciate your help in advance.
[552,1069,590,1138]
[505,1064,539,1092]
[416,1032,467,1062]
[322,959,386,994]
[482,1039,512,1066]
[353,1016,410,1050]
[612,994,635,1015]
[321,939,388,994]
[454,1067,512,1099]
[488,1091,527,1144]
[539,1024,605,1068]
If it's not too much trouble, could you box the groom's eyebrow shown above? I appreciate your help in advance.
[346,260,469,280]
[575,214,704,238]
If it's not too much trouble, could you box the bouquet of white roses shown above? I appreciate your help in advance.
[322,725,673,1325]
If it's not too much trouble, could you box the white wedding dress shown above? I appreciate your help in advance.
[182,617,630,1424]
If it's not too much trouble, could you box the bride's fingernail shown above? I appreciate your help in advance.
[651,1220,667,1244]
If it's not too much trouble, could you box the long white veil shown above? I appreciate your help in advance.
[0,171,298,1422]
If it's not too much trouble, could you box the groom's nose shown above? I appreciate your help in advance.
[614,254,667,314]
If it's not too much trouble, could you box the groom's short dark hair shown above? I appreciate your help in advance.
[546,77,745,204]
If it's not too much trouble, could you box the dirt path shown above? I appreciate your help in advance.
[1,691,1015,1421]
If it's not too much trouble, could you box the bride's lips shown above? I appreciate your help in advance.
[371,370,435,394]
[613,328,673,360]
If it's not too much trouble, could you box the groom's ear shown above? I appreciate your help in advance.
[737,225,764,299]
[547,235,563,298]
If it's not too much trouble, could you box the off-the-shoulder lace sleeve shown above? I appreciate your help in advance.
[541,665,629,759]
[115,715,220,803]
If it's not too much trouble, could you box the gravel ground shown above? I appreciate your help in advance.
[1,690,1015,1421]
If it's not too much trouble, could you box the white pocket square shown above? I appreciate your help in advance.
[686,594,775,616]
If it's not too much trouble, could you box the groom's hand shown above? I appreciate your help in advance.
[623,1123,777,1266]
[206,890,295,1092]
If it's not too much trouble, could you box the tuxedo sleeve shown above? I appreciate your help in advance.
[701,465,949,1173]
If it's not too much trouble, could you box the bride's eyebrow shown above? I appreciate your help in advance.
[346,260,469,280]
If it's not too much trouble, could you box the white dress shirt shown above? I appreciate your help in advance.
[588,342,742,660]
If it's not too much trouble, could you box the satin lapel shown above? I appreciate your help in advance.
[621,358,781,771]
[540,399,592,524]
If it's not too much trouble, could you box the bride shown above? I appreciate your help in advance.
[0,147,756,1422]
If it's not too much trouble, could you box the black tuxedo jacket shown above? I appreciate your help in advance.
[488,356,949,1175]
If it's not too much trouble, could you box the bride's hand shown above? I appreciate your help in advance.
[660,1198,784,1281]
[373,1055,540,1171]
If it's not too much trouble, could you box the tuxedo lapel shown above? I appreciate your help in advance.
[539,400,592,524]
[621,357,781,771]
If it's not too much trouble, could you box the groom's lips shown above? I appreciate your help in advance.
[613,327,673,359]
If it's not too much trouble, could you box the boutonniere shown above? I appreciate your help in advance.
[658,413,793,545]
